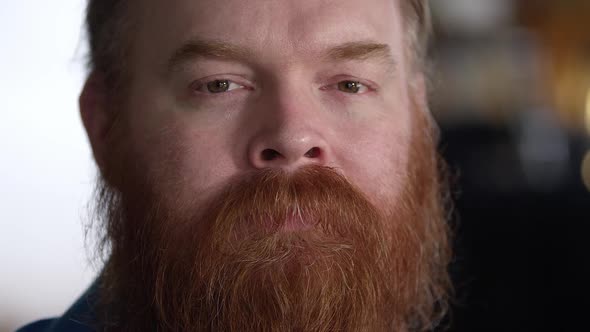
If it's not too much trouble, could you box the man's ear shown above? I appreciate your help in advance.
[79,71,112,173]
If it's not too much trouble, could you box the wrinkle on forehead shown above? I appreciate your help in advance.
[138,0,405,70]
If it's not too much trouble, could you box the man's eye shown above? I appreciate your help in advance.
[197,80,244,94]
[337,81,368,94]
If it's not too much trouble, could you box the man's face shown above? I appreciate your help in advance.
[90,0,449,331]
[122,0,413,210]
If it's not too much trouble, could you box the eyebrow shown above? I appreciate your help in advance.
[324,41,395,68]
[167,39,254,71]
[167,39,395,72]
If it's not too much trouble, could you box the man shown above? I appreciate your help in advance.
[18,0,450,331]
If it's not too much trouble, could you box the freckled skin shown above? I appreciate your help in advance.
[124,0,414,213]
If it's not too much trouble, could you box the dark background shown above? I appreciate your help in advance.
[430,1,590,331]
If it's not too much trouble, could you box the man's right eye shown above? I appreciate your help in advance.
[193,80,245,94]
[337,81,369,94]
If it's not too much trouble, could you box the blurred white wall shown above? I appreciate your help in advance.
[0,1,96,331]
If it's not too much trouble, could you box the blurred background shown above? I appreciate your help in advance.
[1,0,589,331]
[430,0,590,331]
[0,1,95,331]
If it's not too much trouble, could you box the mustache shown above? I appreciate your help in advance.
[190,166,379,232]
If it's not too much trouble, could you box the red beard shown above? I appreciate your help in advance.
[93,112,451,332]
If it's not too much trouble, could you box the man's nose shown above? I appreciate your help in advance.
[246,88,332,170]
[248,131,328,170]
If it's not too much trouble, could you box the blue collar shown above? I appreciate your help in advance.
[16,280,99,332]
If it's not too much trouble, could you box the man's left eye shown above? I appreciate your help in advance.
[337,81,368,94]
[195,80,245,94]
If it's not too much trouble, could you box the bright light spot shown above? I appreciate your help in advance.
[582,150,590,192]
[586,87,590,134]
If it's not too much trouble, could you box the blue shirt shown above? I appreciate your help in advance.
[15,281,98,332]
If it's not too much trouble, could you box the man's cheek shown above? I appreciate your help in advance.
[154,141,237,205]
[353,158,408,212]
[343,129,411,203]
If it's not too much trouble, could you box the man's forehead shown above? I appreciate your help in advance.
[138,0,405,64]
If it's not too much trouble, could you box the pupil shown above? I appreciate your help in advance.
[207,80,229,93]
[339,81,360,93]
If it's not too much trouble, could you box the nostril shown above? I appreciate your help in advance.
[261,149,282,161]
[304,147,321,158]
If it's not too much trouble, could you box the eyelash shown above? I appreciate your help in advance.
[189,77,376,97]
[190,78,251,96]
[323,80,375,94]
